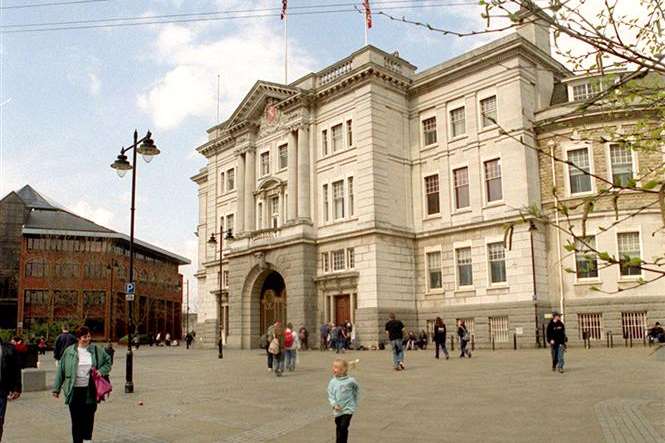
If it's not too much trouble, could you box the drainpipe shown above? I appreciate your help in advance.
[550,142,565,319]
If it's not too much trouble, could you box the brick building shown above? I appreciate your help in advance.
[1,185,189,340]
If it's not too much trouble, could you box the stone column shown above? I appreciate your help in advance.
[236,152,245,234]
[297,126,310,220]
[244,148,256,231]
[287,130,298,221]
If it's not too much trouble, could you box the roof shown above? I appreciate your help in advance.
[3,185,190,265]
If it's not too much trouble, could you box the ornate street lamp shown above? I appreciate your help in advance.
[110,130,160,394]
[208,228,233,358]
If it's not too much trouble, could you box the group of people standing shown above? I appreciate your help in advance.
[261,321,302,376]
[319,321,354,352]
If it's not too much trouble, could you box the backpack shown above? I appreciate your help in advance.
[268,338,280,354]
[284,330,294,348]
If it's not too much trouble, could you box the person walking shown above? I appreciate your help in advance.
[38,336,47,355]
[327,358,359,443]
[433,317,449,360]
[344,321,353,349]
[104,341,115,365]
[320,322,330,351]
[284,323,297,372]
[335,325,347,354]
[385,313,406,370]
[457,320,472,358]
[52,326,112,443]
[298,326,308,351]
[272,321,286,376]
[54,326,77,363]
[546,312,567,373]
[0,337,22,441]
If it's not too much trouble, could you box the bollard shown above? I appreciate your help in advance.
[513,333,517,350]
[588,337,591,349]
[542,324,547,348]
[606,333,610,348]
[492,336,496,351]
[471,334,475,351]
[624,336,628,347]
[629,336,633,348]
[609,332,614,348]
[643,336,647,347]
[450,335,455,351]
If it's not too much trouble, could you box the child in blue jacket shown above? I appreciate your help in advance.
[327,358,359,443]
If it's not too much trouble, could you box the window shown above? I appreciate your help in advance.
[25,261,47,278]
[480,95,497,128]
[331,124,343,152]
[220,172,225,194]
[422,117,437,146]
[260,151,270,176]
[322,129,328,156]
[223,270,229,288]
[456,247,473,287]
[54,263,79,278]
[322,252,330,272]
[257,202,263,229]
[322,184,329,222]
[333,180,345,219]
[347,248,355,269]
[24,289,48,305]
[453,167,469,209]
[227,169,235,191]
[426,251,442,290]
[225,214,234,235]
[572,81,601,101]
[270,196,280,228]
[609,144,634,187]
[621,311,647,339]
[83,291,105,306]
[578,313,603,340]
[346,120,353,147]
[617,232,641,276]
[278,144,288,170]
[348,177,354,217]
[487,242,506,283]
[575,236,598,279]
[450,107,466,137]
[567,148,592,194]
[424,175,440,215]
[489,316,509,343]
[484,159,503,202]
[332,250,345,271]
[84,263,104,279]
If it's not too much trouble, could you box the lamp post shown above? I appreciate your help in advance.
[185,279,190,349]
[110,129,160,394]
[208,228,233,358]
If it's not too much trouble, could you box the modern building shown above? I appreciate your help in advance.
[535,72,665,345]
[193,11,664,349]
[0,185,189,340]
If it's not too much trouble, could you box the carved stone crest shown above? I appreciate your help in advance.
[254,251,268,270]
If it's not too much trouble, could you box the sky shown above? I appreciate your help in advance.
[0,0,625,311]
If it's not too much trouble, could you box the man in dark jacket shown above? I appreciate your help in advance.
[0,339,22,441]
[546,313,567,373]
[53,326,77,362]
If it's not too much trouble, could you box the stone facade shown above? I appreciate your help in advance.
[193,15,664,349]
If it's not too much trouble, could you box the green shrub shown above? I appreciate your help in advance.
[0,329,14,343]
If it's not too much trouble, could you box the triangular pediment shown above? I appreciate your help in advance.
[225,81,299,131]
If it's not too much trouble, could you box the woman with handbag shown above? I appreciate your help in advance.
[52,326,112,443]
[457,320,472,358]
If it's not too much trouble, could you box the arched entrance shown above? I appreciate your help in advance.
[259,271,287,335]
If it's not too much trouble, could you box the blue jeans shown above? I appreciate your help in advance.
[0,391,7,441]
[391,339,404,368]
[335,339,345,353]
[551,344,565,369]
[274,353,285,373]
[285,349,296,370]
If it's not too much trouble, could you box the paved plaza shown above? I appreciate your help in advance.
[3,345,664,442]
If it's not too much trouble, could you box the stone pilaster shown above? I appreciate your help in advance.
[297,126,310,220]
[236,152,245,234]
[244,148,256,231]
[287,130,298,221]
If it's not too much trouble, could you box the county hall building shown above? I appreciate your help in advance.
[192,13,665,349]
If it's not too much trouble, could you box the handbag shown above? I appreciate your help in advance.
[93,346,112,402]
[268,338,280,355]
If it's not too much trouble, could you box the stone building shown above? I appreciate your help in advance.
[193,12,664,349]
[0,185,189,340]
[193,12,574,349]
[535,73,665,346]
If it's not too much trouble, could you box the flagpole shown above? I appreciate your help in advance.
[217,74,221,123]
[284,12,288,84]
[364,10,368,46]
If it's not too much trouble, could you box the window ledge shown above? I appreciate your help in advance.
[455,287,475,295]
[574,279,601,286]
[423,214,441,221]
[618,276,643,283]
[426,289,444,296]
[422,142,439,150]
[478,125,498,135]
[452,208,472,215]
[487,283,509,290]
[449,135,467,143]
[483,200,504,209]
[568,191,595,198]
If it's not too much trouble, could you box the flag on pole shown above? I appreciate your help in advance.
[363,0,372,29]
[281,0,288,20]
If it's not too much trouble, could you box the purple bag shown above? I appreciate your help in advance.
[92,347,112,402]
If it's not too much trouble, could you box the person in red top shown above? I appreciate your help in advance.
[38,337,47,355]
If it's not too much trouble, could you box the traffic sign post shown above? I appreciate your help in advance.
[126,281,136,302]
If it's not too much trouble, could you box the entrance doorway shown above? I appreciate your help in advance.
[335,294,350,325]
[259,271,287,335]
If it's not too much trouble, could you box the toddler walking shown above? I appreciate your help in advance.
[327,358,359,443]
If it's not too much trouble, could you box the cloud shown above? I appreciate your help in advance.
[87,72,101,96]
[137,20,318,130]
[67,200,116,228]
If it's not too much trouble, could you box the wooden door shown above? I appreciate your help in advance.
[335,295,350,325]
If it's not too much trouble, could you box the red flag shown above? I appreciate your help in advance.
[281,0,287,20]
[363,0,372,29]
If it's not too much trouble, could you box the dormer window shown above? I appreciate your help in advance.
[572,81,601,101]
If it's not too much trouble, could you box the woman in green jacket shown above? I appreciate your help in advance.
[52,326,112,443]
